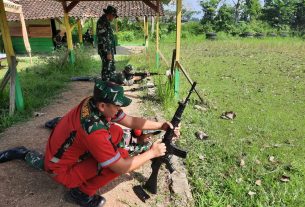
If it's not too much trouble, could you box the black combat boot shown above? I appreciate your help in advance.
[69,188,106,207]
[44,116,62,129]
[0,146,29,163]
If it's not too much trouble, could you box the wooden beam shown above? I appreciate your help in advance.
[62,8,75,63]
[174,0,182,98]
[176,61,204,103]
[55,17,64,26]
[158,50,170,67]
[9,56,17,115]
[144,16,148,48]
[0,70,10,92]
[155,2,160,69]
[142,0,158,12]
[4,0,21,13]
[62,0,79,13]
[156,11,159,52]
[0,1,15,59]
[176,0,182,61]
[4,7,21,14]
[19,10,32,64]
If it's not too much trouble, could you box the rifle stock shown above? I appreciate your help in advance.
[143,82,197,194]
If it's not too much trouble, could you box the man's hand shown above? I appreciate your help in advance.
[150,139,166,157]
[107,53,113,60]
[160,122,181,139]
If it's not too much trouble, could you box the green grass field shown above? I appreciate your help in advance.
[149,37,305,206]
[1,37,304,206]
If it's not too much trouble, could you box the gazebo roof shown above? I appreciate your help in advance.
[7,0,164,21]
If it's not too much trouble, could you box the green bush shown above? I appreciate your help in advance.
[117,31,135,42]
[216,31,234,40]
[182,21,204,35]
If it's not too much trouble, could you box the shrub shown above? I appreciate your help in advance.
[117,31,135,42]
[182,21,204,35]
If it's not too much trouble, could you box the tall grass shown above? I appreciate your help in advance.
[0,47,100,132]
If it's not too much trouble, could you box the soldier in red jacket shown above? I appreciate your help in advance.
[0,80,179,207]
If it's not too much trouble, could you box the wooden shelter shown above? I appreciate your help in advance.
[6,0,164,53]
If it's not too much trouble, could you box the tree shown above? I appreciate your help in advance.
[262,0,296,30]
[232,0,244,22]
[292,0,305,31]
[243,0,262,21]
[200,0,221,25]
[182,8,200,22]
[214,4,236,32]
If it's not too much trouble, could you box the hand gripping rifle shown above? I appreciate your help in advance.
[143,82,197,194]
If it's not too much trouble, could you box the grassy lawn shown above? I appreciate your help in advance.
[149,37,305,206]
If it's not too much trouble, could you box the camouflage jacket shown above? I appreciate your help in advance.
[96,14,115,56]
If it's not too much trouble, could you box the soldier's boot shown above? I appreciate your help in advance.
[44,116,62,129]
[0,146,29,163]
[69,188,106,207]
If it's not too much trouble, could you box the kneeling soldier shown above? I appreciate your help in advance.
[0,80,179,207]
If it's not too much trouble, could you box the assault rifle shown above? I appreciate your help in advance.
[124,72,161,80]
[71,72,161,83]
[143,82,197,194]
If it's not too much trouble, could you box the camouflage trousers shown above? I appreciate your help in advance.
[24,150,45,171]
[100,54,116,82]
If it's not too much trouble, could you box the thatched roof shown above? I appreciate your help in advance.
[7,0,164,21]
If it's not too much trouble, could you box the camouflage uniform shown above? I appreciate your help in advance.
[96,14,117,82]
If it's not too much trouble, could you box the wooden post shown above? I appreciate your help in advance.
[19,11,32,64]
[0,1,14,63]
[143,16,146,46]
[0,0,24,114]
[155,8,160,69]
[145,16,149,48]
[91,18,96,47]
[9,56,16,115]
[63,12,75,63]
[77,19,83,45]
[151,16,155,36]
[175,0,182,98]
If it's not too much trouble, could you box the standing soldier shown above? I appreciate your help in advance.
[96,5,118,82]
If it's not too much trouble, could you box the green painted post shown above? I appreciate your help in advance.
[174,68,180,99]
[15,73,24,111]
[69,50,75,64]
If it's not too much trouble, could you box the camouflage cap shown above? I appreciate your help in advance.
[93,80,131,107]
[103,5,118,18]
[124,64,134,73]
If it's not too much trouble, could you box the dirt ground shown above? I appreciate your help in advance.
[0,81,174,207]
